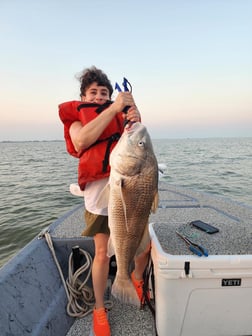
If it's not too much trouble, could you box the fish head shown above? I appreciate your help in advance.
[110,122,157,176]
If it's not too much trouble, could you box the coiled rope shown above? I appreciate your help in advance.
[65,245,95,317]
[42,231,95,317]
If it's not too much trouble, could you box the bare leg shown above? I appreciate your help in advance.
[134,242,151,280]
[92,233,110,308]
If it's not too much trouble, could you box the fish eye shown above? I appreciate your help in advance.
[138,141,144,147]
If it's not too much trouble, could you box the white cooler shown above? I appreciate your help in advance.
[149,223,252,336]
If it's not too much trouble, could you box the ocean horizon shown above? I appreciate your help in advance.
[0,137,251,267]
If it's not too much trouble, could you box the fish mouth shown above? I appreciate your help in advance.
[125,121,141,134]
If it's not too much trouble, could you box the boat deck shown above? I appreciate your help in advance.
[51,182,252,336]
[52,201,156,336]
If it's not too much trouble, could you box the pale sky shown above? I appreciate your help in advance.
[0,0,251,140]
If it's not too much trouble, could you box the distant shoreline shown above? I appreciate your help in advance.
[1,136,252,143]
[0,140,64,143]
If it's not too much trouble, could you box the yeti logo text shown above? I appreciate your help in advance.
[222,278,241,286]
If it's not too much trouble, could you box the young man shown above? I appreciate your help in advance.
[59,66,150,336]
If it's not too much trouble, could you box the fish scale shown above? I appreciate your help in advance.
[105,122,159,306]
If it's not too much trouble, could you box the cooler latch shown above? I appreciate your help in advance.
[184,261,190,275]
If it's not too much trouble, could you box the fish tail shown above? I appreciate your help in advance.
[112,276,139,306]
[106,237,115,258]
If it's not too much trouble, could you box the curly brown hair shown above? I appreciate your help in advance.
[77,66,113,98]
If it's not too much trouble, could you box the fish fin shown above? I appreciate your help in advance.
[96,183,110,209]
[107,237,115,258]
[135,224,150,256]
[151,191,159,213]
[112,276,140,306]
[119,179,130,232]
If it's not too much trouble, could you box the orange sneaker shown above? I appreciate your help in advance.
[93,307,110,336]
[131,271,150,305]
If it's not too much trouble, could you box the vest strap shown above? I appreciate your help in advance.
[102,133,120,173]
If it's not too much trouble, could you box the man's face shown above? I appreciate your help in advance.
[82,82,110,104]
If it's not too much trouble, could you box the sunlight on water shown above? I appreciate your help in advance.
[153,137,252,205]
[0,138,251,267]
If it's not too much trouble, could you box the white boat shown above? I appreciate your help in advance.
[0,181,252,336]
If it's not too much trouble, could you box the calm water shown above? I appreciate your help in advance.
[0,138,252,267]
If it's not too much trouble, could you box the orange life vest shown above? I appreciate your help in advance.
[59,100,124,190]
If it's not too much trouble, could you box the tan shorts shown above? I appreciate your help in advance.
[81,209,110,237]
